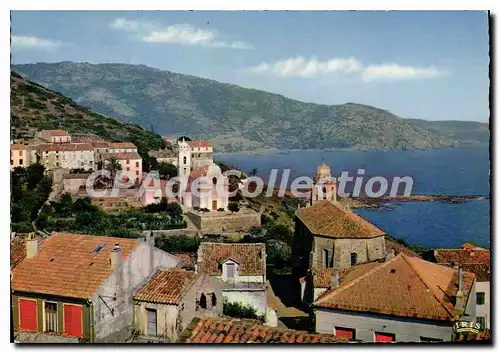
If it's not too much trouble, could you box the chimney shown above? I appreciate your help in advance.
[331,269,339,289]
[457,266,464,296]
[110,243,121,269]
[26,237,39,259]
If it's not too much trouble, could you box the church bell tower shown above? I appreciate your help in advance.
[311,162,337,205]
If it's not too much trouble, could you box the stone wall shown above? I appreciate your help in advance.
[186,211,261,234]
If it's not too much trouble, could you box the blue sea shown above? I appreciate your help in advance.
[217,146,490,249]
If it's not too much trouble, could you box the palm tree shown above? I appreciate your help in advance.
[105,157,122,188]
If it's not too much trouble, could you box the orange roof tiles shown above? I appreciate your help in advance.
[297,201,385,238]
[434,248,490,265]
[37,143,93,152]
[108,142,137,149]
[90,141,109,148]
[11,232,140,299]
[187,141,212,148]
[172,252,197,269]
[40,129,70,136]
[178,317,347,343]
[314,254,475,322]
[11,237,27,269]
[460,263,490,282]
[102,152,142,160]
[197,243,266,276]
[11,144,27,150]
[72,137,106,144]
[134,269,197,305]
[310,261,383,289]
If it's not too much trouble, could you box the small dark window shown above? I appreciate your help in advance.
[19,159,23,165]
[323,249,329,268]
[183,156,187,164]
[322,187,327,194]
[212,177,217,185]
[476,292,486,305]
[200,293,207,309]
[211,293,217,308]
[350,252,358,266]
[476,316,486,329]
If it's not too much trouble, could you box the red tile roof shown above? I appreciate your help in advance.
[72,137,106,144]
[102,152,142,160]
[11,232,141,299]
[108,142,137,149]
[310,261,383,288]
[461,243,485,250]
[314,254,475,322]
[11,144,27,150]
[197,243,266,276]
[177,317,348,343]
[37,143,93,152]
[40,129,70,136]
[297,201,385,238]
[385,238,421,258]
[172,252,197,269]
[434,249,490,265]
[187,141,212,148]
[11,237,27,269]
[460,263,490,282]
[90,141,109,148]
[134,268,197,305]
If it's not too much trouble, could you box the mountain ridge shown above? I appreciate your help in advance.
[12,62,489,153]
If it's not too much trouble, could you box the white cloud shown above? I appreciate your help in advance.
[249,56,362,78]
[110,18,253,49]
[247,57,445,81]
[361,63,443,81]
[11,36,61,51]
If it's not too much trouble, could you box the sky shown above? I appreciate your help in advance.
[10,11,490,122]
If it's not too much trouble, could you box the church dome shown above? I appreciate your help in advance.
[316,162,331,180]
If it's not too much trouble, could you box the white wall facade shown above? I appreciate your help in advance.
[475,281,490,329]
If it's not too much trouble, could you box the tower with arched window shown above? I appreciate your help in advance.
[177,137,192,180]
[311,162,337,205]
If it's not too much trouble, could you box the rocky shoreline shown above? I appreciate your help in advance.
[345,194,489,210]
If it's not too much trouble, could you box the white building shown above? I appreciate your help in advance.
[196,243,277,326]
[32,143,95,171]
[313,254,477,342]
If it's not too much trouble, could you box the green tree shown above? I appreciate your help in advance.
[249,168,258,176]
[105,157,122,187]
[228,202,240,214]
[157,162,178,180]
[56,193,74,217]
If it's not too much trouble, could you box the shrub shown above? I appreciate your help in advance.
[157,235,201,253]
[228,202,239,214]
[217,208,225,212]
[223,301,264,321]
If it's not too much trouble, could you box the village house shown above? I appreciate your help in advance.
[196,243,276,325]
[313,253,477,342]
[31,143,95,171]
[102,152,143,185]
[132,268,222,342]
[292,200,386,276]
[10,143,29,170]
[177,317,348,343]
[108,142,138,154]
[148,148,177,165]
[35,129,72,144]
[11,232,181,343]
[434,244,490,330]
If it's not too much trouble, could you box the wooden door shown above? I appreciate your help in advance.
[212,200,217,211]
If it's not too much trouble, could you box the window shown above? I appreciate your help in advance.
[19,150,23,156]
[56,162,59,167]
[136,161,139,168]
[375,332,395,342]
[323,249,329,268]
[334,327,355,340]
[19,159,23,165]
[10,159,13,165]
[44,302,58,332]
[127,167,130,171]
[420,337,443,342]
[476,292,486,305]
[476,316,486,329]
[183,156,187,164]
[350,252,358,266]
[146,308,157,336]
[212,177,217,185]
[136,171,140,176]
[211,293,217,308]
[126,159,130,165]
[225,263,236,279]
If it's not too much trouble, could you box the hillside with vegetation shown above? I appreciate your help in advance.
[10,71,168,164]
[13,62,489,154]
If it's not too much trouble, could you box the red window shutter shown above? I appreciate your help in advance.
[64,304,83,338]
[19,299,38,332]
[375,332,395,342]
[335,327,355,340]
